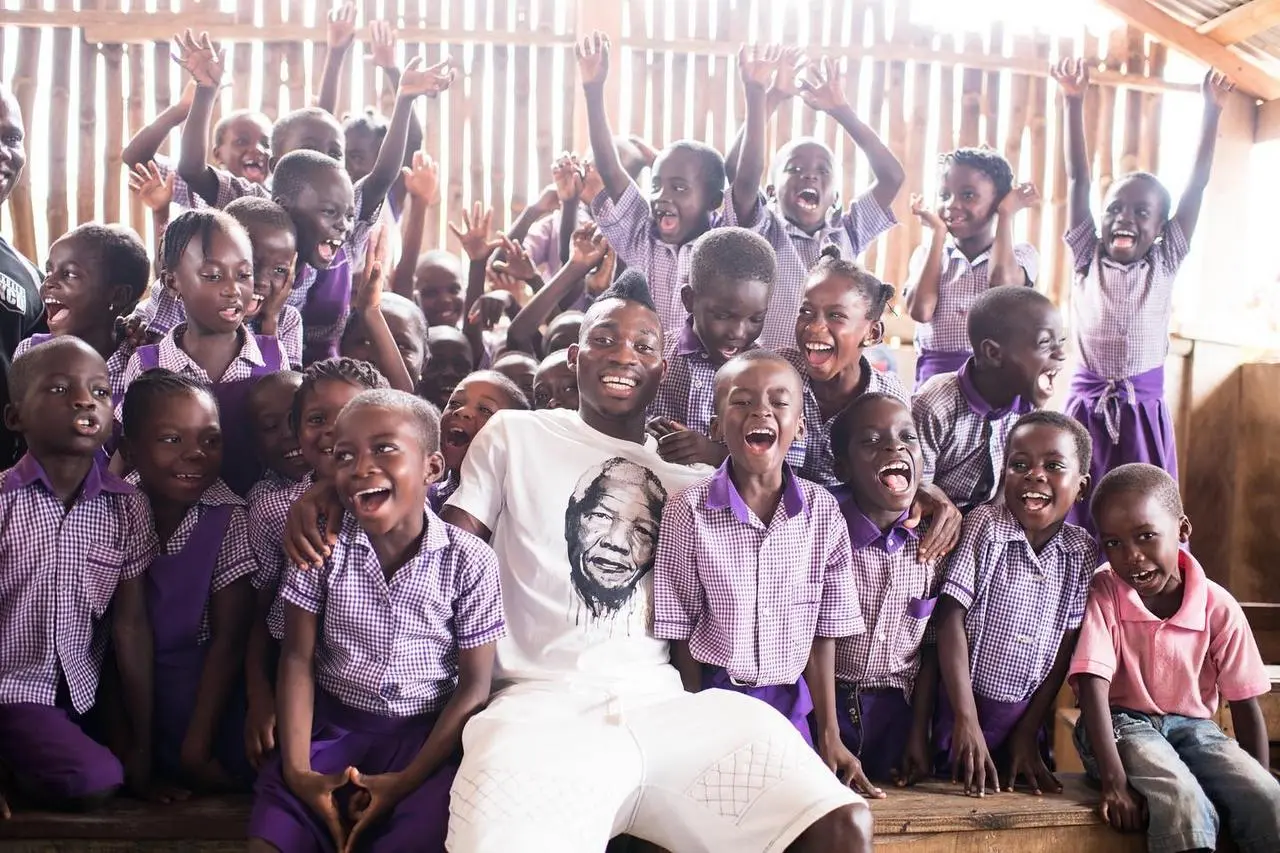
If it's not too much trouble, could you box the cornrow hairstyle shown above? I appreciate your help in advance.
[810,244,896,322]
[456,368,532,411]
[967,286,1056,351]
[8,337,103,404]
[341,388,442,455]
[1091,462,1184,526]
[828,391,910,465]
[593,269,657,313]
[343,107,389,142]
[1006,410,1093,474]
[689,227,777,294]
[1111,171,1173,222]
[61,223,152,307]
[121,368,217,440]
[271,149,347,208]
[213,109,271,150]
[270,107,343,162]
[160,209,250,276]
[941,147,1015,200]
[290,357,389,435]
[663,140,727,202]
[224,196,297,241]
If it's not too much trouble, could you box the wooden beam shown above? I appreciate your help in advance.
[1095,0,1280,100]
[1197,0,1280,46]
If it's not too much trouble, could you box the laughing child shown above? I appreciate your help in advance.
[433,370,530,513]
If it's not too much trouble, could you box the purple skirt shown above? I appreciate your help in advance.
[914,349,970,390]
[833,684,914,781]
[0,701,123,803]
[702,666,815,747]
[248,692,454,853]
[932,685,1041,773]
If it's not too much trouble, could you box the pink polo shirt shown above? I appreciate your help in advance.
[1069,550,1269,719]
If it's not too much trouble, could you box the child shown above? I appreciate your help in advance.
[912,286,1066,513]
[121,210,287,496]
[654,350,859,759]
[244,358,389,769]
[782,246,909,487]
[121,369,256,791]
[247,371,308,491]
[420,325,473,409]
[828,392,941,790]
[905,149,1040,388]
[577,31,728,334]
[647,227,776,468]
[728,49,904,352]
[1071,464,1280,849]
[341,290,429,390]
[248,389,505,853]
[532,349,578,411]
[0,339,157,813]
[491,350,538,404]
[1052,60,1233,534]
[408,250,466,328]
[434,370,530,513]
[934,411,1096,797]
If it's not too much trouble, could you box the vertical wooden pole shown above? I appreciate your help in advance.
[958,33,983,148]
[1140,42,1166,175]
[491,0,511,227]
[1121,27,1145,175]
[10,0,42,261]
[511,0,532,218]
[573,0,623,153]
[1096,30,1125,201]
[48,0,75,244]
[468,2,490,215]
[983,21,1003,150]
[126,43,147,237]
[78,5,100,225]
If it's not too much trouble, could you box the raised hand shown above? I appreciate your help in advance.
[772,46,808,97]
[327,2,357,51]
[173,29,224,89]
[910,193,945,231]
[128,161,175,212]
[738,43,784,90]
[468,290,513,330]
[570,221,608,268]
[368,20,398,70]
[448,202,503,261]
[998,182,1041,216]
[576,31,611,87]
[583,242,616,297]
[578,159,605,203]
[491,236,539,282]
[397,56,455,99]
[798,55,850,113]
[401,150,440,204]
[552,152,585,202]
[1202,69,1234,111]
[1051,57,1089,99]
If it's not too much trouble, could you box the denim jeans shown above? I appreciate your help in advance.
[1074,709,1280,853]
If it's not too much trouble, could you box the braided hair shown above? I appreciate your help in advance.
[810,244,896,321]
[290,357,389,435]
[121,368,217,439]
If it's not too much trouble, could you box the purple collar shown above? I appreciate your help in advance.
[831,484,917,553]
[956,358,1033,420]
[705,459,807,525]
[2,453,133,501]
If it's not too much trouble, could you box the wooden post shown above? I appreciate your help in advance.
[468,9,489,214]
[1121,27,1145,175]
[862,3,887,276]
[126,43,147,237]
[958,33,983,148]
[10,0,42,261]
[78,8,100,225]
[1140,42,1166,173]
[510,0,532,219]
[491,0,510,227]
[420,0,443,249]
[1026,36,1050,277]
[1003,36,1032,173]
[48,0,75,244]
[1096,30,1125,201]
[984,21,1003,150]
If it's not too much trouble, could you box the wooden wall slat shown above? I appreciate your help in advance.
[983,21,1002,150]
[510,0,532,219]
[490,0,510,228]
[102,35,124,228]
[1026,36,1050,262]
[1048,36,1074,307]
[843,1,867,198]
[77,13,99,226]
[48,0,74,244]
[861,3,887,277]
[958,34,983,148]
[1121,28,1145,176]
[1004,37,1032,174]
[446,5,468,241]
[1141,42,1167,174]
[10,0,42,261]
[1097,30,1126,201]
[420,0,442,249]
[126,43,147,238]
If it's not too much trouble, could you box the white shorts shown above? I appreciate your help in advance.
[446,683,861,853]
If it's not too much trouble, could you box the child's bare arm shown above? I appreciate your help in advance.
[936,597,999,795]
[244,586,278,769]
[576,32,632,203]
[989,183,1039,287]
[174,30,225,205]
[903,194,946,323]
[123,81,195,168]
[1052,59,1092,231]
[725,47,804,185]
[392,151,438,299]
[904,643,939,783]
[1229,697,1270,768]
[506,223,604,353]
[112,576,156,796]
[733,45,782,226]
[806,637,884,797]
[316,2,356,116]
[1005,628,1077,795]
[1076,673,1146,832]
[669,641,703,693]
[450,203,503,365]
[1174,71,1232,242]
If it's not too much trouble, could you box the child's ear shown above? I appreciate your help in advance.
[861,321,885,349]
[566,344,580,373]
[424,450,446,487]
[161,271,180,296]
[679,285,695,314]
[3,403,21,435]
[978,338,1002,367]
[1075,473,1090,503]
[708,415,722,444]
[1178,515,1193,543]
[795,416,806,441]
[706,189,724,213]
[107,283,133,315]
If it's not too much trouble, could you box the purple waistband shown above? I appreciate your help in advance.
[1070,365,1165,445]
[314,691,438,736]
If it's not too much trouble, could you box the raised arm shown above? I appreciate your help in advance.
[903,195,947,323]
[316,2,356,116]
[1052,58,1092,230]
[725,47,804,185]
[391,151,439,299]
[1173,70,1232,242]
[128,161,175,254]
[122,81,195,168]
[989,183,1039,287]
[173,30,225,205]
[505,223,605,354]
[369,20,422,211]
[449,203,503,363]
[733,44,782,225]
[576,32,631,202]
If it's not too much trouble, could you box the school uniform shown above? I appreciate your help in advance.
[647,318,757,437]
[523,207,592,280]
[722,190,897,352]
[0,235,45,468]
[653,461,860,744]
[247,472,315,642]
[120,325,286,496]
[136,476,256,783]
[906,240,1039,388]
[139,281,304,368]
[912,359,1032,513]
[1063,215,1185,536]
[780,349,910,487]
[427,471,458,516]
[248,509,506,853]
[1069,551,1280,853]
[933,503,1095,761]
[0,455,156,801]
[832,489,942,780]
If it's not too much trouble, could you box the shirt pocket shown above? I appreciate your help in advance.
[894,596,938,665]
[83,544,124,619]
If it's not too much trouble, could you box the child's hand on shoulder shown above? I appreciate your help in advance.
[401,150,440,204]
[397,55,455,100]
[448,202,503,261]
[368,20,398,70]
[1202,69,1234,112]
[128,161,175,213]
[653,421,727,467]
[1099,780,1147,833]
[997,182,1040,217]
[798,55,850,114]
[818,730,885,799]
[571,221,608,268]
[576,31,610,87]
[910,193,945,231]
[1051,57,1088,99]
[552,152,584,203]
[491,236,539,282]
[326,2,357,51]
[173,29,224,89]
[738,43,784,91]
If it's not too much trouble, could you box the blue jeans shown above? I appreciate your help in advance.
[1074,709,1280,853]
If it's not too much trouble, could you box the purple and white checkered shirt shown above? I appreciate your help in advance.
[523,207,592,280]
[139,281,305,369]
[832,487,942,700]
[119,324,287,412]
[912,359,1032,513]
[282,509,506,716]
[723,190,897,352]
[13,336,132,408]
[941,502,1097,703]
[647,318,758,436]
[908,241,1039,355]
[146,157,211,211]
[780,349,910,487]
[0,455,156,711]
[653,462,861,686]
[132,475,256,643]
[248,471,313,641]
[1065,214,1190,381]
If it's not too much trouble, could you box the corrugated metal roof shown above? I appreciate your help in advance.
[1146,0,1280,67]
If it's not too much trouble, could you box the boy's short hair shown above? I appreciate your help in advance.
[1007,410,1093,473]
[458,368,532,411]
[121,368,216,439]
[1111,171,1173,221]
[248,369,303,408]
[160,209,249,275]
[67,223,151,305]
[967,286,1055,351]
[689,227,776,294]
[378,292,429,342]
[1091,462,1184,524]
[342,388,441,454]
[712,349,800,410]
[664,140,726,202]
[224,196,297,240]
[213,109,271,149]
[417,249,464,276]
[8,337,102,404]
[290,357,389,435]
[828,391,909,462]
[811,245,895,322]
[941,147,1014,200]
[271,149,345,206]
[270,107,343,161]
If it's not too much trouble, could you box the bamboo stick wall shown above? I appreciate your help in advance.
[0,0,1189,313]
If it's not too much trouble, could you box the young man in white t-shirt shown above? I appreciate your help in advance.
[440,271,872,852]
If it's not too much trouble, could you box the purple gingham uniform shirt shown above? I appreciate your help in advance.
[833,488,942,700]
[146,157,210,211]
[282,510,506,717]
[912,359,1032,512]
[0,455,156,712]
[1065,214,1190,381]
[248,471,314,641]
[780,349,910,487]
[653,462,861,686]
[13,336,132,407]
[941,502,1097,703]
[723,190,897,352]
[523,207,592,280]
[140,281,304,368]
[908,241,1039,355]
[647,318,758,436]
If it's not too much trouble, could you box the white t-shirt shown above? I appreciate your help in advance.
[447,408,711,693]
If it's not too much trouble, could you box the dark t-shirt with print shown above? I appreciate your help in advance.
[0,235,44,468]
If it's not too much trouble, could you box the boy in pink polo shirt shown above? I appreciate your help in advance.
[1069,464,1280,853]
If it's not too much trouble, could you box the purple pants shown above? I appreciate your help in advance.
[702,666,815,747]
[914,349,970,390]
[0,702,123,803]
[1064,365,1176,539]
[833,685,914,781]
[932,685,1042,773]
[249,692,453,853]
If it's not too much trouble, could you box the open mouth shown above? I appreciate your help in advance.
[600,372,639,397]
[72,414,100,436]
[744,425,777,453]
[1019,489,1053,512]
[444,426,473,448]
[240,156,268,183]
[316,238,343,266]
[1037,369,1058,398]
[352,486,392,514]
[877,460,912,493]
[44,297,70,328]
[652,207,680,237]
[1110,229,1137,251]
[1127,567,1161,589]
[283,448,302,460]
[172,472,206,487]
[795,187,821,211]
[803,340,835,368]
[217,304,244,323]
